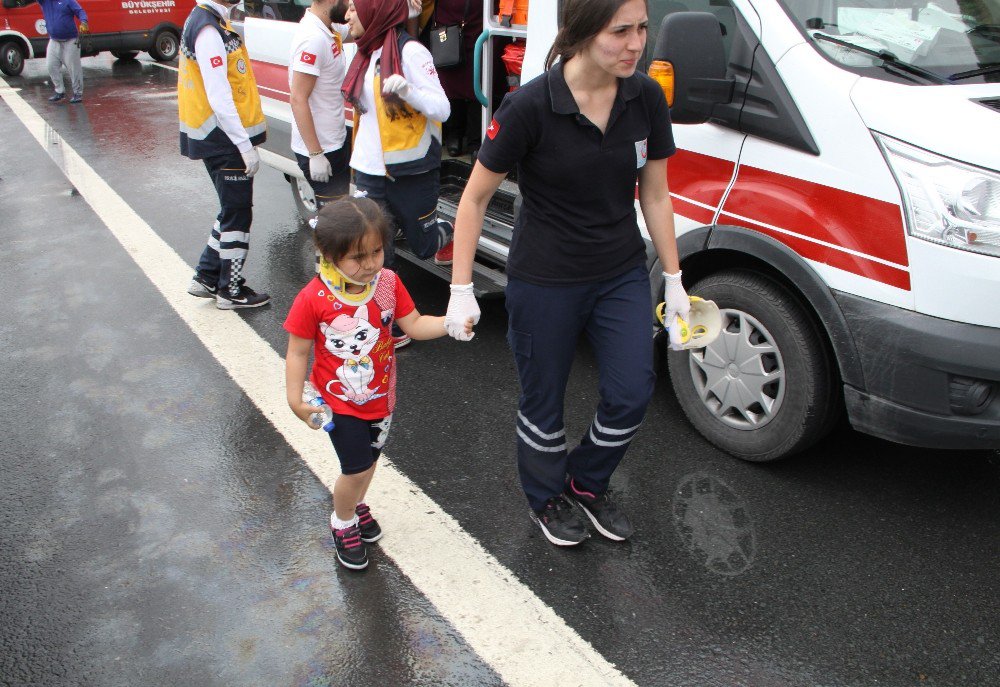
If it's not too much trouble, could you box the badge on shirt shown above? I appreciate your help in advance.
[300,51,317,65]
[487,118,500,140]
[635,138,648,169]
[210,55,224,68]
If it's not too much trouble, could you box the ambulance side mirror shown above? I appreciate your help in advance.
[651,12,734,124]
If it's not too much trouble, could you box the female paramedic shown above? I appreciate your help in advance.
[444,0,690,547]
[342,0,454,314]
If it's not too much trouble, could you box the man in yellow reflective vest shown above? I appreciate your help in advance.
[179,0,270,309]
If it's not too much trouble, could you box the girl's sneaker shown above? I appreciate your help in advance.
[330,517,368,570]
[355,503,383,543]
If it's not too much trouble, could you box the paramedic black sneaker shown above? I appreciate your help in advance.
[186,274,217,299]
[331,518,369,570]
[48,92,65,102]
[69,93,83,104]
[565,478,634,541]
[355,503,383,543]
[529,496,589,546]
[215,284,271,310]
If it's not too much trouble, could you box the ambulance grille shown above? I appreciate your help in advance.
[975,98,1000,114]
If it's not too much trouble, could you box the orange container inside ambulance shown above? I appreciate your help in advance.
[241,0,1000,462]
[0,0,194,76]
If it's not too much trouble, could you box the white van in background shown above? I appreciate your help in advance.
[241,0,1000,462]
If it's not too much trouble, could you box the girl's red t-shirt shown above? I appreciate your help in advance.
[283,269,415,420]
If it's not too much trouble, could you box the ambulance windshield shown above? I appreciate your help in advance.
[784,0,1000,83]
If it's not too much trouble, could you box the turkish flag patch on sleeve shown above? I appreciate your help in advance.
[300,51,317,65]
[210,55,223,68]
[486,118,500,140]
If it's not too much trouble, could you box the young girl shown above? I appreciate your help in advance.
[284,196,471,571]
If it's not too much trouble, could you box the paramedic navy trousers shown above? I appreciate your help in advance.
[196,152,253,295]
[506,265,656,513]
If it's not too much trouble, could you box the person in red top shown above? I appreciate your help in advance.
[284,196,472,571]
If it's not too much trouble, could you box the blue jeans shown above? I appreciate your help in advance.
[505,265,655,512]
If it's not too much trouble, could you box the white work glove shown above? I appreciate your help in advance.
[445,283,480,341]
[309,153,332,183]
[382,74,412,101]
[663,270,691,351]
[407,0,421,19]
[241,146,261,177]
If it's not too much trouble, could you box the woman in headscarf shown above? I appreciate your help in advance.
[343,0,454,348]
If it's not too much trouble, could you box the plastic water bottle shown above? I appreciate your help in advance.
[302,382,335,432]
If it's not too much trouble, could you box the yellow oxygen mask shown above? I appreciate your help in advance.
[655,296,723,350]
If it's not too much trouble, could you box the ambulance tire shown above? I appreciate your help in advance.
[0,40,25,77]
[667,269,838,462]
[150,29,179,62]
[289,174,318,220]
[111,51,139,61]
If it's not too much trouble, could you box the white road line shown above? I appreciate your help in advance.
[0,82,635,687]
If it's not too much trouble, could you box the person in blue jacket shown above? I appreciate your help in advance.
[36,0,89,103]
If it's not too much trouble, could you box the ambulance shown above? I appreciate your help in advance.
[0,0,194,76]
[240,0,1000,461]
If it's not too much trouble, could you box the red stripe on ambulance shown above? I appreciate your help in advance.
[669,149,736,210]
[723,165,909,267]
[251,59,290,103]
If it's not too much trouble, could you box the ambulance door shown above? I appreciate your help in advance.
[648,0,757,242]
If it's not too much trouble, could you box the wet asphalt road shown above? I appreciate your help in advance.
[2,55,999,687]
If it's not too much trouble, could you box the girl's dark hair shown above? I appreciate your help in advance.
[313,196,391,264]
[544,0,647,70]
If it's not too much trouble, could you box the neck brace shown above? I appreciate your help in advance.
[318,258,374,303]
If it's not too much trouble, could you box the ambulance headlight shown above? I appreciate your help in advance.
[875,133,1000,259]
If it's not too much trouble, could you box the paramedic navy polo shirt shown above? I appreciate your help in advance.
[477,61,675,285]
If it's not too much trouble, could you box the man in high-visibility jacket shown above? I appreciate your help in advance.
[179,0,269,309]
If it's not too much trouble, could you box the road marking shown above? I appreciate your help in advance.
[0,82,635,687]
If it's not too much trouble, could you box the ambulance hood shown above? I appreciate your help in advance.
[851,78,1000,172]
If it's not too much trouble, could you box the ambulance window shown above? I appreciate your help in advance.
[644,0,738,71]
[243,0,311,22]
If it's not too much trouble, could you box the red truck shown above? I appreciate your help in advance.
[0,0,195,75]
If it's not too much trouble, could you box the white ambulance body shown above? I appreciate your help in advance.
[241,0,1000,461]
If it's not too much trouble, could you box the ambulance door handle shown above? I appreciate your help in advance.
[473,29,490,108]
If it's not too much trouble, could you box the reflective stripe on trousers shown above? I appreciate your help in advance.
[195,151,253,294]
[506,265,656,512]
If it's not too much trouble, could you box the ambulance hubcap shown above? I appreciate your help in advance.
[296,177,317,214]
[4,46,22,71]
[157,34,177,58]
[687,309,785,430]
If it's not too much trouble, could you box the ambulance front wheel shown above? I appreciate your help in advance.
[0,40,25,77]
[150,29,179,62]
[289,174,318,220]
[666,269,840,462]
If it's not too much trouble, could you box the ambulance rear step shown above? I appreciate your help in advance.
[395,158,516,297]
